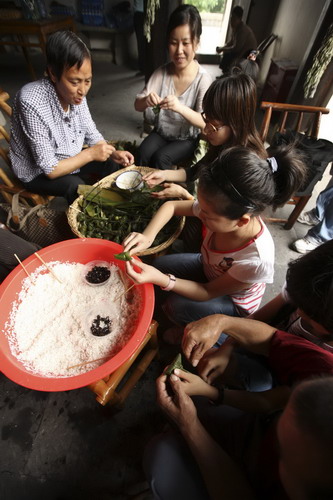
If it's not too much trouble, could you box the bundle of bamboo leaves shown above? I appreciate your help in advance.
[76,183,179,246]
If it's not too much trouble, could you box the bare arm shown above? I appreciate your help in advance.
[183,314,276,367]
[47,141,115,179]
[159,95,205,129]
[143,168,187,186]
[249,292,286,323]
[124,259,251,302]
[175,369,291,413]
[157,374,255,500]
[123,200,194,254]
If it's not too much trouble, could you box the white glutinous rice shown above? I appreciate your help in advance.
[4,261,142,377]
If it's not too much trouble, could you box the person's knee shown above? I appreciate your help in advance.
[151,149,173,170]
[64,176,85,204]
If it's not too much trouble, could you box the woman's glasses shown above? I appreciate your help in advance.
[201,112,224,133]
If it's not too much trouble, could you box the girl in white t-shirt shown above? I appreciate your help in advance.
[122,146,306,331]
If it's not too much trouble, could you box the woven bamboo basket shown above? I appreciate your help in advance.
[67,166,185,256]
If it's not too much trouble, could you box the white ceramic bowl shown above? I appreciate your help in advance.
[115,170,144,191]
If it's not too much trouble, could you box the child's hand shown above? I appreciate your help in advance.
[150,183,193,200]
[197,347,231,385]
[173,369,218,399]
[125,259,168,287]
[143,170,166,187]
[122,232,153,255]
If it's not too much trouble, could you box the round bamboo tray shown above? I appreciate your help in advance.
[67,166,185,256]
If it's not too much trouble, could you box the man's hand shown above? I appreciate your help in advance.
[88,142,115,162]
[150,183,193,200]
[156,373,198,431]
[183,315,224,367]
[111,150,134,166]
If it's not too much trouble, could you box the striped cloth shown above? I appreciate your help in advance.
[193,202,274,315]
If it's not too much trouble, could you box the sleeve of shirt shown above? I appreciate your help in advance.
[227,258,274,284]
[81,99,104,146]
[136,66,164,98]
[193,70,213,112]
[16,98,60,175]
[269,330,333,385]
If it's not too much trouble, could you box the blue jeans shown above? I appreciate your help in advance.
[154,253,238,326]
[307,177,333,244]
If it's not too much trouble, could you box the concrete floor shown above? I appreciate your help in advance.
[0,49,330,500]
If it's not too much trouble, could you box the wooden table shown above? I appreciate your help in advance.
[0,16,75,80]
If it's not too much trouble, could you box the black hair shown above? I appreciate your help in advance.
[235,59,259,82]
[232,6,243,19]
[46,30,91,80]
[167,4,202,43]
[202,69,266,157]
[286,240,333,332]
[290,377,333,499]
[199,145,307,219]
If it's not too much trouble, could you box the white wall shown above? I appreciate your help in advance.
[258,0,328,85]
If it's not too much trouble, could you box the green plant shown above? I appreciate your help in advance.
[190,0,226,14]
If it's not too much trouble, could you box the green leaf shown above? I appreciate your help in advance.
[114,251,132,261]
[165,353,185,376]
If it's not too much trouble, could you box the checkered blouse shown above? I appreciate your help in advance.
[9,78,104,182]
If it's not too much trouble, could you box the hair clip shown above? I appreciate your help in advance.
[267,157,278,173]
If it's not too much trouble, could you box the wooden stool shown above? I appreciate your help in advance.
[88,320,159,407]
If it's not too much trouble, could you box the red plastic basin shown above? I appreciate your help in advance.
[0,238,154,392]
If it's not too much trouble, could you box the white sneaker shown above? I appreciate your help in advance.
[297,210,319,226]
[291,238,319,254]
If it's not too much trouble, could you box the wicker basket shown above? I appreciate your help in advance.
[67,166,185,256]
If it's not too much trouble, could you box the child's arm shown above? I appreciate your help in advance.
[197,338,237,384]
[150,183,194,201]
[143,168,187,187]
[122,199,194,254]
[124,259,249,296]
[174,369,290,413]
[249,292,286,323]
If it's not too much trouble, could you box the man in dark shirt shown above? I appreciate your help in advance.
[216,6,257,75]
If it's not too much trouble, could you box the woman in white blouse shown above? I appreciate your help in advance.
[134,4,212,170]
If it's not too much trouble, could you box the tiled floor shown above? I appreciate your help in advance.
[0,49,330,500]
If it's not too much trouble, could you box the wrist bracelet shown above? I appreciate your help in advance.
[160,273,176,291]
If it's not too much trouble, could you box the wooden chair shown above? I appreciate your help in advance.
[260,101,330,229]
[0,88,51,205]
[88,320,159,407]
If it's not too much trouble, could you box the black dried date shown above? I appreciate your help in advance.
[86,266,111,284]
[91,315,112,336]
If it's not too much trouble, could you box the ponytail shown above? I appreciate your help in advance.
[199,146,307,219]
[267,144,307,209]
